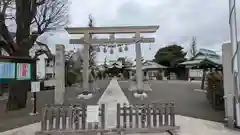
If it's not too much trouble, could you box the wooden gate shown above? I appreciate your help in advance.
[116,103,179,135]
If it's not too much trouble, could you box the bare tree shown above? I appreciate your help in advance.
[0,0,69,110]
[88,14,97,67]
[33,0,68,34]
[0,0,68,55]
[34,41,53,58]
[0,0,14,19]
[189,36,197,58]
[0,0,16,55]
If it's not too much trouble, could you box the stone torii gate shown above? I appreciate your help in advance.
[65,26,159,99]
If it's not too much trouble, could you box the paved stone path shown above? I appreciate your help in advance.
[98,78,129,129]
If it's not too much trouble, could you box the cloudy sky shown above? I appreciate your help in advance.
[46,0,240,63]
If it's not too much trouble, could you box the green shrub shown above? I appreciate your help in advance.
[76,73,82,82]
[206,71,224,109]
[67,71,78,85]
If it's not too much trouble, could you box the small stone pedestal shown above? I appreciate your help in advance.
[133,91,148,99]
[128,80,152,92]
[76,81,100,100]
[77,91,93,99]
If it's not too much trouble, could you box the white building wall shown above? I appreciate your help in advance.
[36,54,47,79]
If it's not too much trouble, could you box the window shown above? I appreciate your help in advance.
[148,71,152,77]
[45,74,53,79]
[153,71,157,76]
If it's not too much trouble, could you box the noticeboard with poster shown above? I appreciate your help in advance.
[16,63,31,80]
[0,62,16,79]
[0,56,37,82]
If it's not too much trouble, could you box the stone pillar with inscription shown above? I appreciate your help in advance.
[129,70,132,79]
[54,44,65,105]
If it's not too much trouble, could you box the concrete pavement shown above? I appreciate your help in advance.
[0,80,231,134]
[0,80,110,132]
[0,116,238,135]
[118,80,224,122]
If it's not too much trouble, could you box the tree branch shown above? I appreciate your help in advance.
[0,0,13,19]
[33,0,68,34]
[36,0,45,6]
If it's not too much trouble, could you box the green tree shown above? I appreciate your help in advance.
[154,44,187,67]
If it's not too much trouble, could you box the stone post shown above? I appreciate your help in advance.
[83,32,90,92]
[135,32,143,91]
[146,71,149,80]
[54,44,65,104]
[129,70,132,79]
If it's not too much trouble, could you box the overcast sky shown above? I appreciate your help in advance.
[46,0,240,63]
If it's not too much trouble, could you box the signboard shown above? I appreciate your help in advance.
[0,62,15,79]
[86,105,99,123]
[16,63,31,80]
[105,103,117,129]
[55,45,64,66]
[31,81,40,92]
[189,69,203,78]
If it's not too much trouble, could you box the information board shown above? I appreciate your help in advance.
[31,81,40,92]
[86,105,99,123]
[189,69,203,78]
[0,62,15,79]
[16,63,31,80]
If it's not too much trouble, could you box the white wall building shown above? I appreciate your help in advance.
[29,43,55,80]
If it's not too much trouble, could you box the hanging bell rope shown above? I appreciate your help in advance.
[124,44,128,51]
[96,46,101,52]
[110,47,114,54]
[118,44,123,52]
[103,46,107,53]
[119,46,123,52]
[149,43,152,50]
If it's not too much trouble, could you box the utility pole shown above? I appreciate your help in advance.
[228,0,240,128]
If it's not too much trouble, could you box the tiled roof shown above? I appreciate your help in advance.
[181,49,222,66]
[126,61,167,70]
[180,57,222,66]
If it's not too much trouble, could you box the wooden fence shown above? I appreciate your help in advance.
[35,104,106,135]
[116,103,179,135]
[36,103,179,135]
